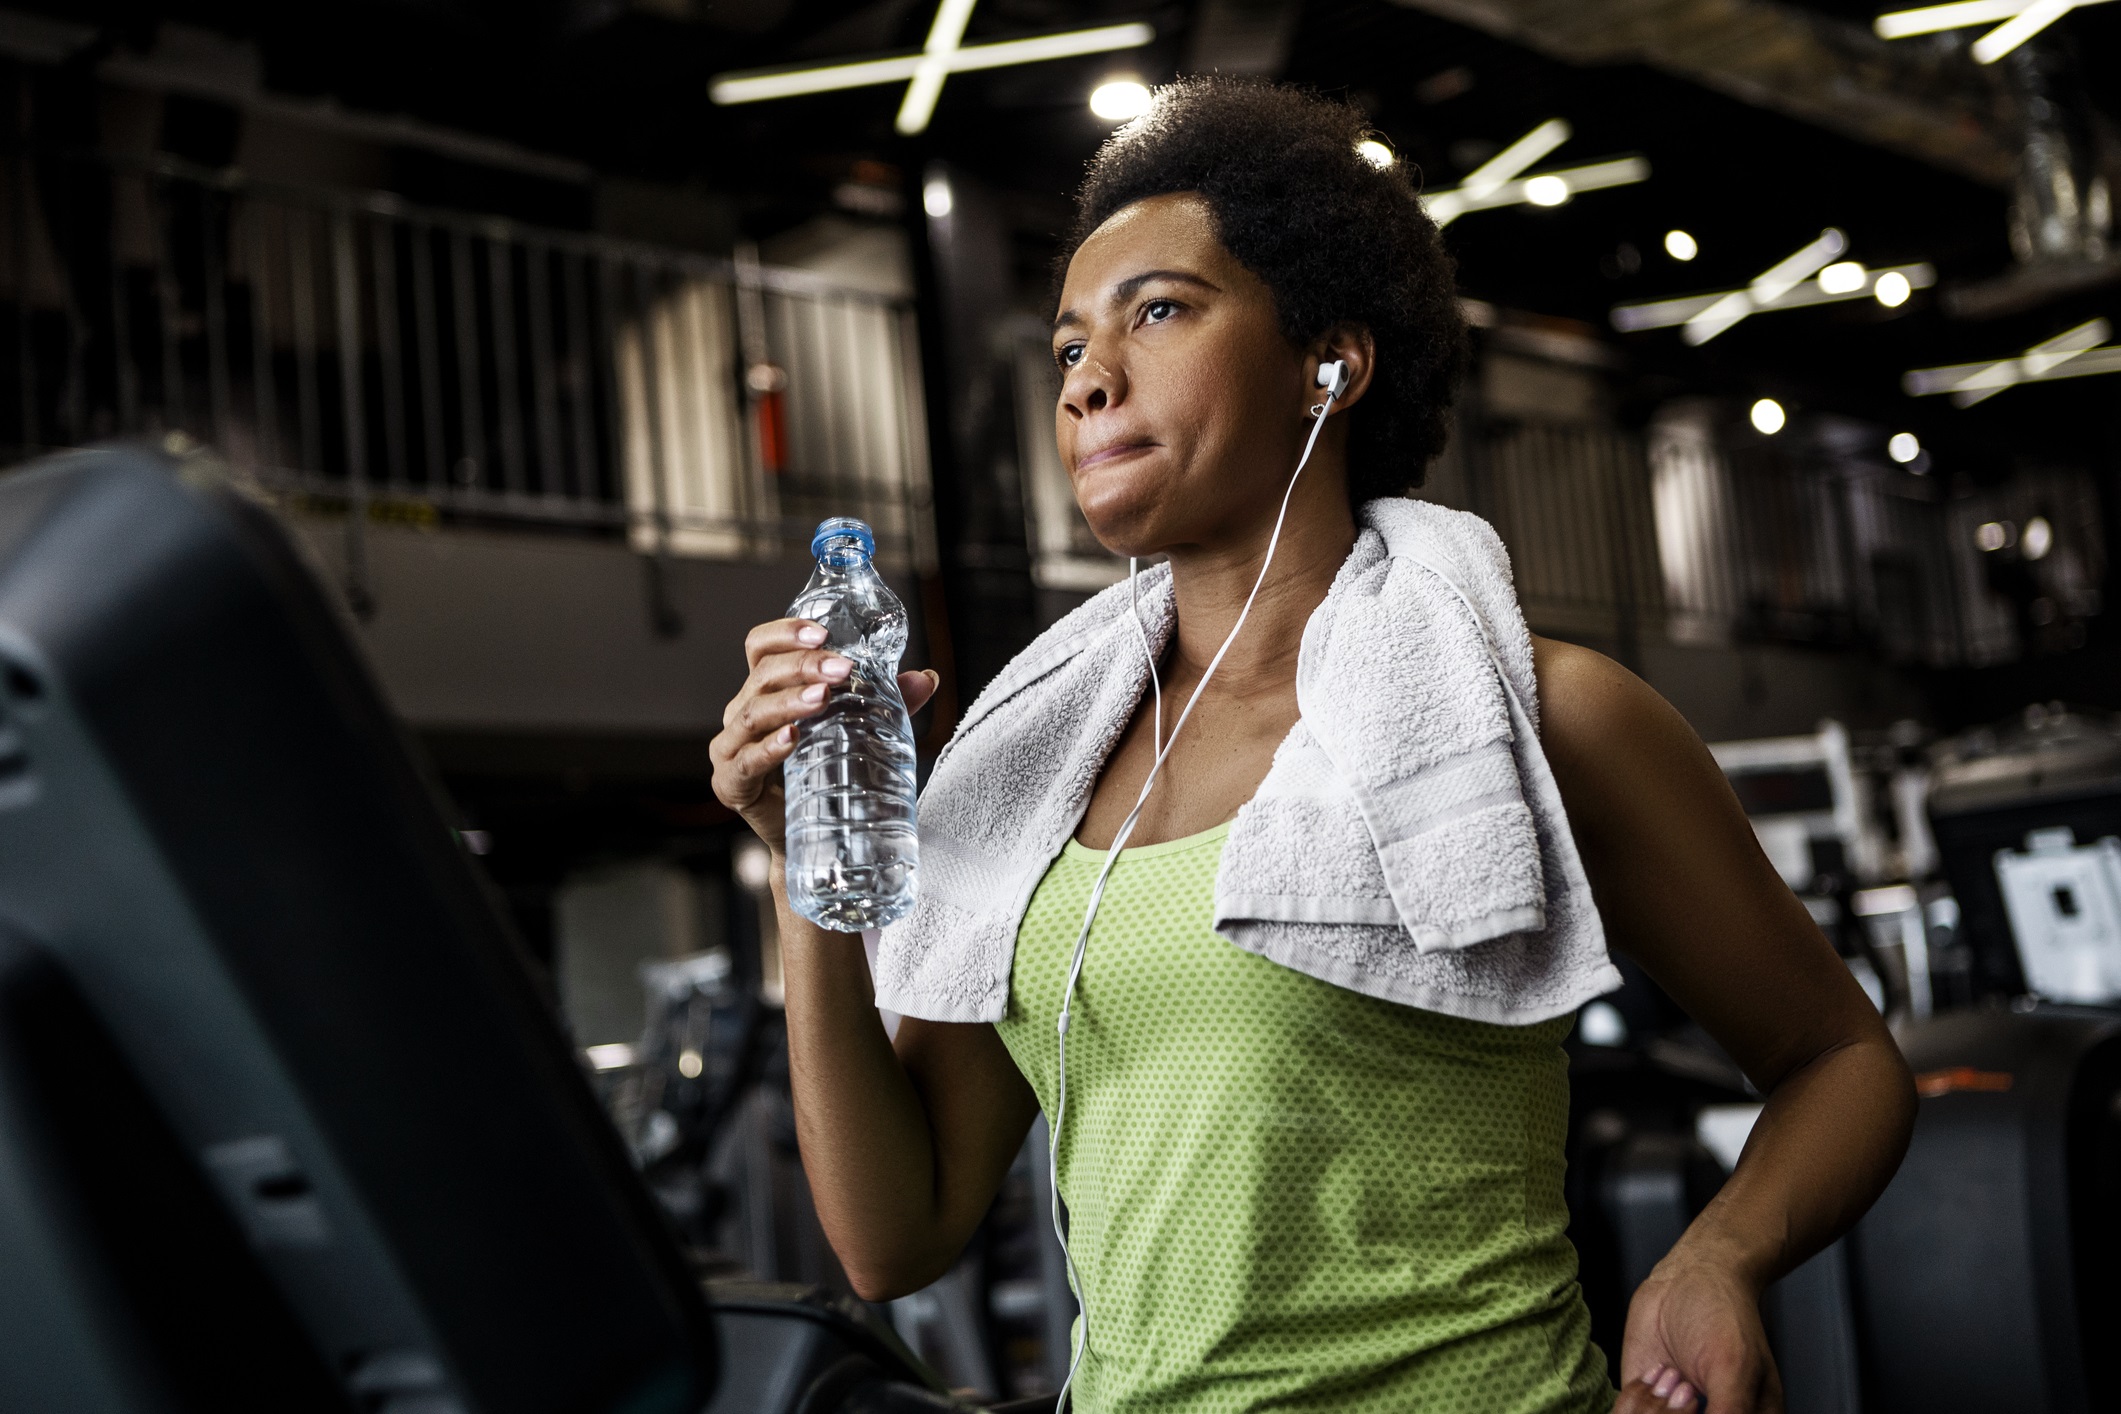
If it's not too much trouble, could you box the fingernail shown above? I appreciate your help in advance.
[1666,1382,1695,1410]
[1651,1369,1679,1399]
[821,656,851,680]
[801,683,827,704]
[777,725,795,745]
[797,625,827,646]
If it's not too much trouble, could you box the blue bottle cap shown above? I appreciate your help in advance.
[812,517,875,560]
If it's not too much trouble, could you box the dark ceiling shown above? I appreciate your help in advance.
[26,0,2121,471]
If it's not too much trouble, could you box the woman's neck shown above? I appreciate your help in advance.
[1161,476,1358,696]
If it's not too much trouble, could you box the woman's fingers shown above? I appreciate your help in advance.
[900,668,941,714]
[730,681,837,739]
[1618,1365,1700,1413]
[734,647,854,713]
[745,617,829,668]
[1613,1378,1670,1414]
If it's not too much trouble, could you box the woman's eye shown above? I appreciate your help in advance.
[1142,299,1177,324]
[1055,343,1085,369]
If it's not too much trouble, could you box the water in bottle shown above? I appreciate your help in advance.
[783,517,920,929]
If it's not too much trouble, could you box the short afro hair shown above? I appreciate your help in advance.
[1059,77,1467,501]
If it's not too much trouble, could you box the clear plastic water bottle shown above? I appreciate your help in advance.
[783,517,919,929]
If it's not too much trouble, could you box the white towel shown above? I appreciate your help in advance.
[872,498,1622,1026]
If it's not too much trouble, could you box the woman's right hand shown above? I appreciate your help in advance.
[710,617,939,856]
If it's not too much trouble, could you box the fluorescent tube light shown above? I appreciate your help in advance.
[1903,318,2117,405]
[709,21,1155,108]
[1424,155,1649,227]
[1610,262,1935,333]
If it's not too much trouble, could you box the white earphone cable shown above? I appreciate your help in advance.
[1048,372,1342,1411]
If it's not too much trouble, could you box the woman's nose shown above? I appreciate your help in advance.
[1062,355,1120,420]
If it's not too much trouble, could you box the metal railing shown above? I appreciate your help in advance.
[1479,419,1662,651]
[1,147,934,587]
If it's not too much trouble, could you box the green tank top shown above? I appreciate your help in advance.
[995,823,1612,1414]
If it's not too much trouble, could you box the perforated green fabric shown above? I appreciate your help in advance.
[996,823,1612,1414]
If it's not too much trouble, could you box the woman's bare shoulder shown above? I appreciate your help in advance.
[1529,635,1685,759]
[1526,634,1735,840]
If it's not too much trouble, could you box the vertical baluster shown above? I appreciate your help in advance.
[202,183,231,451]
[410,223,444,488]
[289,207,322,474]
[780,289,812,517]
[450,229,485,491]
[247,200,279,469]
[527,243,562,501]
[563,250,596,503]
[631,261,673,556]
[592,254,625,512]
[662,266,702,537]
[489,236,523,497]
[843,299,883,542]
[814,295,848,508]
[150,171,186,434]
[729,248,768,536]
[332,208,371,614]
[370,214,407,488]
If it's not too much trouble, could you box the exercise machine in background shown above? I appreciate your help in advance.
[0,448,1019,1414]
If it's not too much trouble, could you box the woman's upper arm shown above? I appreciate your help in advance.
[892,1015,1042,1254]
[1531,638,1888,1090]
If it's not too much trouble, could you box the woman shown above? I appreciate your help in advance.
[712,79,1913,1414]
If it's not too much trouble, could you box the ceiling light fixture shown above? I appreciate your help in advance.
[1818,260,1868,294]
[1523,174,1571,207]
[1751,398,1787,434]
[1873,0,2112,61]
[1090,79,1152,121]
[1611,253,1934,337]
[1681,229,1846,344]
[1903,318,2120,405]
[922,174,954,218]
[1888,432,1922,463]
[1422,120,1650,227]
[708,1,1155,134]
[1665,229,1699,261]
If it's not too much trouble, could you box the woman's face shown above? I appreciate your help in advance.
[1052,193,1331,558]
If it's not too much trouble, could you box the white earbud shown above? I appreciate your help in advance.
[1316,359,1349,399]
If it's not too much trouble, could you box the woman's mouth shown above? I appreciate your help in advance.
[1075,441,1157,472]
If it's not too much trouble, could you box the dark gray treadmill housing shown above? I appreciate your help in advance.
[0,450,716,1413]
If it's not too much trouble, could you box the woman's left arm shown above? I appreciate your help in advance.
[1533,639,1916,1414]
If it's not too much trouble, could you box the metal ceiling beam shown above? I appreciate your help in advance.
[1385,0,2018,187]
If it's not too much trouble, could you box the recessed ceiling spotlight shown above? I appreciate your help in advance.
[922,174,953,218]
[1888,432,1922,463]
[1818,260,1868,295]
[1751,398,1787,434]
[1090,79,1152,121]
[1664,229,1698,261]
[1355,138,1395,168]
[1874,270,1913,307]
[1523,174,1571,207]
[2022,516,2054,561]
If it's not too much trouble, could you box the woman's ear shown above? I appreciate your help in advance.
[1309,325,1377,415]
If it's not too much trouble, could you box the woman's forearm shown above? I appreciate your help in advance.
[1668,1032,1915,1289]
[771,870,953,1298]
